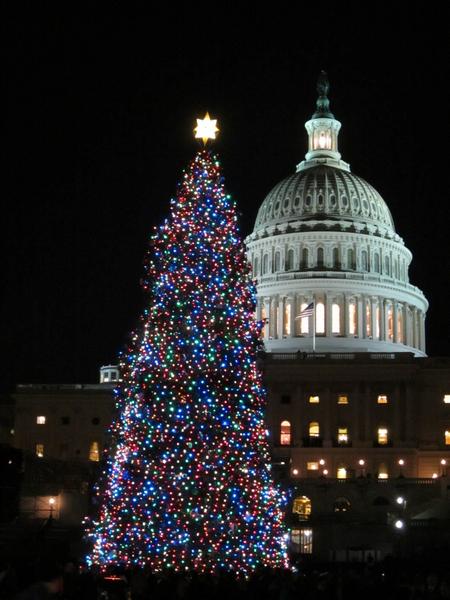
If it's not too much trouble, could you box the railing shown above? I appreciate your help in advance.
[267,352,414,362]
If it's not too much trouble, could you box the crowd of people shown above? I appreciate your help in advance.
[1,555,450,599]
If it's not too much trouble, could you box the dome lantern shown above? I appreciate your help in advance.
[297,72,350,173]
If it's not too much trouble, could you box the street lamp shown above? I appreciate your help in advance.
[398,458,405,477]
[358,459,365,477]
[394,519,404,530]
[49,497,55,518]
[440,459,447,477]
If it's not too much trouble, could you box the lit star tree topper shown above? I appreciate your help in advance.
[85,118,288,574]
[194,112,219,144]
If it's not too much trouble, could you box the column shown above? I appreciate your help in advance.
[371,297,378,339]
[255,298,262,322]
[420,311,426,352]
[361,295,367,339]
[277,296,284,339]
[286,296,294,337]
[379,297,386,341]
[357,295,364,338]
[344,294,350,337]
[325,293,333,337]
[412,307,418,349]
[393,302,398,343]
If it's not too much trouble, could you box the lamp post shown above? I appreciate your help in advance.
[441,459,447,477]
[358,459,365,477]
[49,497,55,519]
[398,458,405,477]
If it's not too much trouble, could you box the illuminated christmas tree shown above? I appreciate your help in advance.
[86,115,288,574]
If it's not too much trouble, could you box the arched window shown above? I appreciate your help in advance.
[263,254,269,274]
[280,420,291,446]
[333,247,340,268]
[286,248,295,270]
[394,258,398,279]
[300,302,309,334]
[274,251,281,272]
[347,248,355,270]
[316,302,325,334]
[317,247,324,268]
[377,427,389,445]
[302,248,309,269]
[334,497,351,512]
[374,253,380,273]
[309,421,320,438]
[349,300,357,335]
[384,256,390,276]
[293,496,312,520]
[89,441,100,462]
[332,303,341,334]
[253,257,259,277]
[361,250,368,271]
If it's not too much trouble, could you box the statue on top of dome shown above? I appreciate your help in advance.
[313,70,334,119]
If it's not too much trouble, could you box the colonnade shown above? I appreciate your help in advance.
[256,293,426,352]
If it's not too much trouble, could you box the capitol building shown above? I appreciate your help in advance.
[246,73,427,356]
[4,75,450,561]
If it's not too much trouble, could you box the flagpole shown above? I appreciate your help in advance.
[312,299,316,353]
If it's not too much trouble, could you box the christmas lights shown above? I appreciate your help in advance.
[85,149,288,574]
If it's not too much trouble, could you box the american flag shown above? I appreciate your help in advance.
[295,302,314,319]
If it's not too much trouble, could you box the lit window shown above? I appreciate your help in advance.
[332,303,340,334]
[307,462,319,471]
[377,395,388,404]
[338,395,348,405]
[280,421,291,446]
[300,303,309,334]
[387,304,393,340]
[444,395,450,404]
[36,444,44,458]
[349,301,357,335]
[309,422,320,438]
[366,300,371,337]
[292,496,311,519]
[375,305,380,339]
[337,466,347,479]
[89,441,100,462]
[316,302,325,334]
[397,310,403,343]
[338,427,348,444]
[284,302,291,336]
[445,431,450,446]
[378,463,389,479]
[378,428,388,445]
[290,528,313,554]
[36,416,46,425]
[309,395,320,404]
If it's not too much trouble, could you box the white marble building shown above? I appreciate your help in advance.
[246,74,428,356]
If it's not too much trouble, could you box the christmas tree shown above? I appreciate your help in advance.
[86,116,288,574]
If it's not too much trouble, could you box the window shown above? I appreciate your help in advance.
[347,248,355,270]
[110,372,117,381]
[284,302,291,336]
[300,303,309,334]
[92,417,100,425]
[337,466,347,479]
[338,427,348,444]
[349,300,357,335]
[280,395,291,404]
[445,430,450,446]
[287,249,294,270]
[36,416,46,425]
[361,250,368,271]
[307,462,319,471]
[377,428,388,445]
[317,247,324,267]
[316,302,325,334]
[89,441,100,462]
[292,496,311,519]
[334,497,351,512]
[377,395,388,404]
[384,256,390,275]
[366,300,371,337]
[61,416,70,425]
[309,395,320,404]
[333,247,339,268]
[444,395,450,404]
[309,422,320,438]
[332,303,340,334]
[291,528,313,554]
[397,310,403,343]
[280,421,291,446]
[253,257,259,277]
[36,444,44,458]
[263,254,269,274]
[274,251,281,272]
[378,463,389,479]
[374,253,380,273]
[338,395,348,405]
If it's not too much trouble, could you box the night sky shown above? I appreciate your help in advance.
[3,5,449,389]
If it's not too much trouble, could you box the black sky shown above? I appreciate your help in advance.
[3,5,449,389]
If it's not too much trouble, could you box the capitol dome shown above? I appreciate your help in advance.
[246,73,428,356]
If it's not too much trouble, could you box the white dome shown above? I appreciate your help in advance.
[246,74,428,356]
